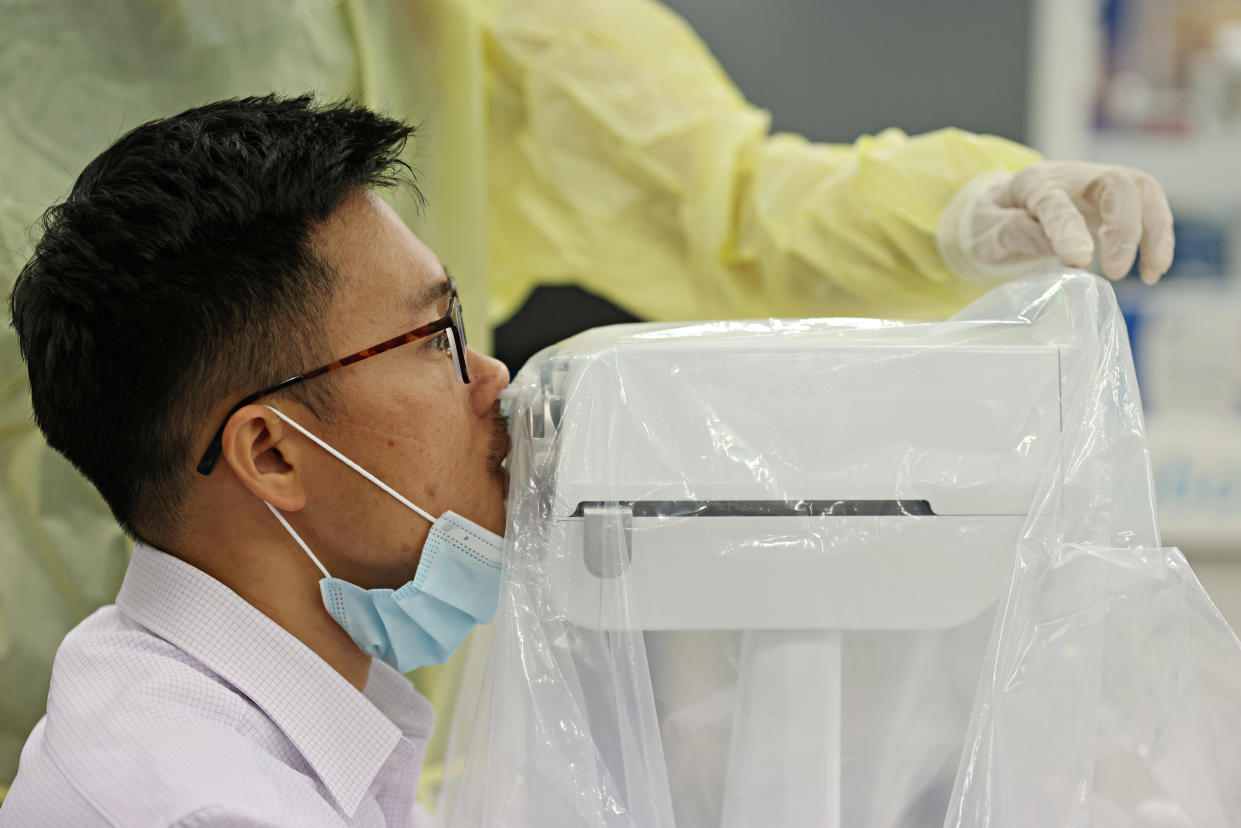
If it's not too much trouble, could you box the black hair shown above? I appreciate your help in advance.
[10,94,417,542]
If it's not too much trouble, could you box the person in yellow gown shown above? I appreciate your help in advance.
[0,0,1172,807]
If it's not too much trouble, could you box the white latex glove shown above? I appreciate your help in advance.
[937,161,1175,285]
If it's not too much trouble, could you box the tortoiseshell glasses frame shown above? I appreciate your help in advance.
[195,280,469,476]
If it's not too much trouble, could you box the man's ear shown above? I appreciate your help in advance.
[220,404,308,512]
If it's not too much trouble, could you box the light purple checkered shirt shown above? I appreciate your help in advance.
[1,543,435,827]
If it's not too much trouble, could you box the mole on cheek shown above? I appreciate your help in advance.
[425,485,436,499]
[387,439,395,448]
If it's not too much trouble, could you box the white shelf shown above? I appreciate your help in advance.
[1089,133,1241,212]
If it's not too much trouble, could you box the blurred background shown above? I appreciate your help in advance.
[500,0,1241,630]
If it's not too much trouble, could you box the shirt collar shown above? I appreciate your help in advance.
[116,543,433,818]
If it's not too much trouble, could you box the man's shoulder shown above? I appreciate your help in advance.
[45,602,303,759]
[13,609,336,826]
[4,714,333,827]
[50,604,242,715]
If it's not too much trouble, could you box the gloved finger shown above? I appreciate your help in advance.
[1133,171,1175,284]
[992,208,1056,263]
[1023,185,1094,268]
[1087,169,1143,280]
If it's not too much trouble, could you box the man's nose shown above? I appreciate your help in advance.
[465,346,510,417]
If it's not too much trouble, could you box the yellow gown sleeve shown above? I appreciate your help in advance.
[480,0,1044,324]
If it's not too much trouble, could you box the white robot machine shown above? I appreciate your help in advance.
[439,275,1241,828]
[523,333,1059,827]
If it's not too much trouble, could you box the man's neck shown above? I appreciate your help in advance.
[165,529,374,691]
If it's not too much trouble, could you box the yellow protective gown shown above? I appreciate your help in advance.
[0,0,1040,800]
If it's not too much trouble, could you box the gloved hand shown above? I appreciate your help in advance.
[937,161,1175,285]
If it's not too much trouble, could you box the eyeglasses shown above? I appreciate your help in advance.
[196,278,470,476]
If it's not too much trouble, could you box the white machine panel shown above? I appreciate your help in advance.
[528,340,1063,631]
[542,343,1061,518]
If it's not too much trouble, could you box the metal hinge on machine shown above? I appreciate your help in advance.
[582,503,634,578]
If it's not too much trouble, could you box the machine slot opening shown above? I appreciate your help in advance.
[571,499,936,518]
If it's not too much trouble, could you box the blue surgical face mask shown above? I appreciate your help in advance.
[262,406,504,672]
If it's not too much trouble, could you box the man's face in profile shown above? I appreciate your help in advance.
[278,189,511,590]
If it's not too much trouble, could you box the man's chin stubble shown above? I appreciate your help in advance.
[486,404,510,484]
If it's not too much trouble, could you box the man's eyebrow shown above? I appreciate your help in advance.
[411,273,452,314]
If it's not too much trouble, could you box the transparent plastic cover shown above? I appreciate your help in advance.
[435,272,1241,827]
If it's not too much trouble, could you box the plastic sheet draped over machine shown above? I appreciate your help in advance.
[435,272,1241,828]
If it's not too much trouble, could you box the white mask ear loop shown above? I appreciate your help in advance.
[263,405,437,524]
[266,501,332,579]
